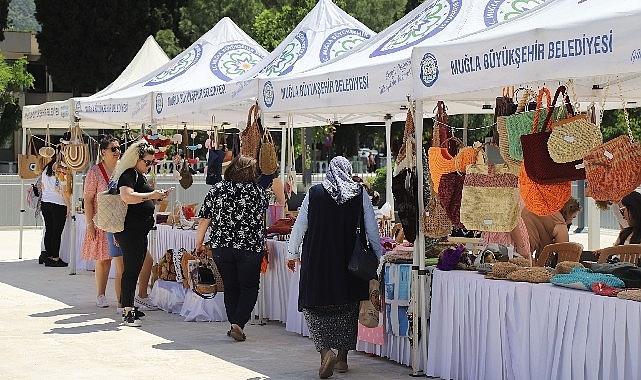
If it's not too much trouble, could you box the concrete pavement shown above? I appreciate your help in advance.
[0,228,415,380]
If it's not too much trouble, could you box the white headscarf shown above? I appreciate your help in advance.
[322,156,361,204]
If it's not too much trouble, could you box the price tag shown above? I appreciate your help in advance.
[483,219,493,225]
[604,150,614,159]
[563,135,575,143]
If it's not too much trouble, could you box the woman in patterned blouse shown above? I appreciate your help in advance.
[195,155,269,342]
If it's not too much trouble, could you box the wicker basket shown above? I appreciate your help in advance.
[485,262,519,279]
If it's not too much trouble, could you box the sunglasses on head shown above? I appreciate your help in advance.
[105,146,121,153]
[620,207,627,216]
[141,159,154,166]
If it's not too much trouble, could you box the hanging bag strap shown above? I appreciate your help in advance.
[98,162,110,184]
[542,85,575,130]
[531,88,552,134]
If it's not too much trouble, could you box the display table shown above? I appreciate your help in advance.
[427,269,641,380]
[155,224,201,262]
[59,213,116,278]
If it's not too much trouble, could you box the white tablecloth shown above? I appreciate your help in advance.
[427,269,641,380]
[155,224,201,262]
[59,213,116,278]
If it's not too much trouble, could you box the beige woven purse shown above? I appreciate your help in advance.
[259,129,278,175]
[93,191,128,233]
[63,123,90,171]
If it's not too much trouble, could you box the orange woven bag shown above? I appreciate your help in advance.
[428,147,454,193]
[519,163,571,216]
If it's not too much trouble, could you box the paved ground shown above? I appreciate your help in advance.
[0,227,618,380]
[0,228,417,380]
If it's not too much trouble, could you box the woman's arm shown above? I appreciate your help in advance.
[362,193,384,258]
[195,218,212,253]
[84,193,96,237]
[119,186,165,204]
[271,177,286,205]
[287,192,309,261]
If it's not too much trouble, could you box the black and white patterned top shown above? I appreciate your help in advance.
[198,180,269,253]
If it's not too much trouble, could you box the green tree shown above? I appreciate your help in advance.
[601,108,641,142]
[35,0,153,96]
[404,0,422,15]
[0,55,34,145]
[344,0,406,32]
[177,0,265,45]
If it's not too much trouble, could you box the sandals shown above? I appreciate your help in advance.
[318,350,337,379]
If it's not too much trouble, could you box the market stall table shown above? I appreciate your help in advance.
[427,269,641,380]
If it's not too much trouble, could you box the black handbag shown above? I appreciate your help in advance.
[348,190,379,281]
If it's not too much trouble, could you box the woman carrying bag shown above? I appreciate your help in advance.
[287,156,383,378]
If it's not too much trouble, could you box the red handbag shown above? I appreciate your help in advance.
[520,86,585,184]
[438,172,465,228]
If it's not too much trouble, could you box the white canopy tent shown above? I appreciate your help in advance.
[74,17,267,128]
[22,35,170,131]
[18,36,170,273]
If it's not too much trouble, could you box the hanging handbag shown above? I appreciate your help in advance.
[358,279,381,328]
[505,88,562,161]
[438,171,465,228]
[348,190,379,281]
[179,126,193,189]
[492,87,518,145]
[584,76,641,201]
[520,86,586,184]
[435,101,457,157]
[62,123,90,171]
[38,124,56,158]
[285,126,297,196]
[206,126,227,186]
[395,107,416,173]
[497,90,533,174]
[259,128,278,175]
[240,104,262,159]
[519,163,571,216]
[459,147,520,232]
[18,131,41,180]
[421,196,452,238]
[548,114,602,163]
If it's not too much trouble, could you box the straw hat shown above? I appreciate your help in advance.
[555,261,583,274]
[506,267,553,283]
[484,262,519,280]
[617,289,641,302]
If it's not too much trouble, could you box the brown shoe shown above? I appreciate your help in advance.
[319,350,337,379]
[335,361,348,373]
[229,324,246,342]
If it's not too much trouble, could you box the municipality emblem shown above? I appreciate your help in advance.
[210,44,265,81]
[319,28,371,63]
[155,94,163,114]
[263,81,275,108]
[146,44,203,86]
[483,0,547,27]
[419,53,439,88]
[262,31,309,77]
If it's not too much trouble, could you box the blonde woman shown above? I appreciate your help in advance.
[81,135,121,307]
[113,140,172,327]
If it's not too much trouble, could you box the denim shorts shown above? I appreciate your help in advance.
[106,232,122,257]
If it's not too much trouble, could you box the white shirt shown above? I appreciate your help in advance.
[40,172,67,206]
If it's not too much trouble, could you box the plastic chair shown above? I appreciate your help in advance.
[595,244,641,265]
[533,242,583,267]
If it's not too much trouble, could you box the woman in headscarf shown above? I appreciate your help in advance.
[287,156,383,379]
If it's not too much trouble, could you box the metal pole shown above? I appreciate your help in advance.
[69,170,77,275]
[385,114,393,215]
[19,129,27,259]
[411,99,425,377]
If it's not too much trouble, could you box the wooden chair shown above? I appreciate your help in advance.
[595,244,641,265]
[533,242,583,267]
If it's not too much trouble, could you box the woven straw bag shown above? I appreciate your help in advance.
[521,86,586,184]
[421,196,452,238]
[555,261,583,274]
[485,262,519,279]
[519,163,571,216]
[453,145,477,173]
[438,172,465,228]
[506,267,553,283]
[428,147,454,193]
[505,88,550,161]
[259,129,278,175]
[18,133,41,180]
[548,114,602,163]
[241,104,262,159]
[93,190,128,233]
[459,149,520,232]
[62,123,90,171]
[617,289,641,302]
[38,124,56,158]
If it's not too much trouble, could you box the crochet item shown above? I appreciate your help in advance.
[550,266,625,290]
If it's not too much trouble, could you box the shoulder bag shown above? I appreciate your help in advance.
[38,124,56,158]
[259,128,278,175]
[348,190,379,281]
[18,131,40,180]
[62,123,90,171]
[520,86,586,184]
[583,76,641,201]
[240,104,262,159]
[92,164,131,233]
[519,162,571,216]
[179,126,193,189]
[459,146,520,232]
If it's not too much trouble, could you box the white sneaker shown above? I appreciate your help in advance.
[116,307,124,315]
[134,296,158,311]
[96,295,109,308]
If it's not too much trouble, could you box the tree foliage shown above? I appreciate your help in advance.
[34,0,153,95]
[0,54,34,145]
[8,0,39,33]
[0,0,9,40]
